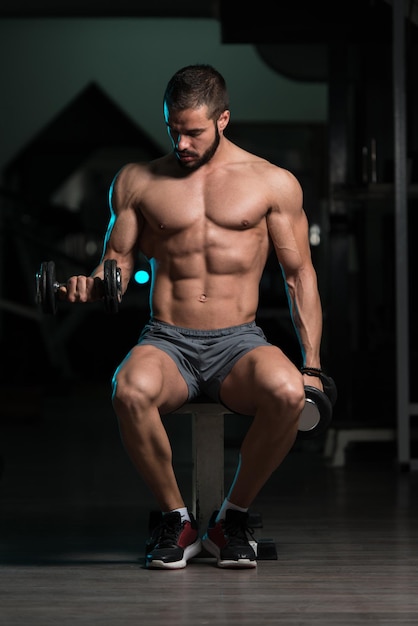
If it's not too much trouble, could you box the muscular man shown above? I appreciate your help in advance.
[63,64,324,570]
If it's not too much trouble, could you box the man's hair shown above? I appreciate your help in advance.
[163,64,229,120]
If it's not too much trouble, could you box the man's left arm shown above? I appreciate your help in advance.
[266,168,323,390]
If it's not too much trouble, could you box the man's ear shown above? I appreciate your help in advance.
[217,110,230,133]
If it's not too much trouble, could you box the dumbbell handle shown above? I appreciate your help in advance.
[54,277,105,297]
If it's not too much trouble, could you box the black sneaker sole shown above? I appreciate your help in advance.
[146,538,202,570]
[201,537,257,569]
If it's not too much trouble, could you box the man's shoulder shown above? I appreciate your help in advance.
[232,151,302,203]
[228,144,296,183]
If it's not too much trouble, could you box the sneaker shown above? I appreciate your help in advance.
[145,510,202,569]
[202,509,257,569]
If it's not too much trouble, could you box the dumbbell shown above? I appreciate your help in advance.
[298,368,337,439]
[35,259,122,315]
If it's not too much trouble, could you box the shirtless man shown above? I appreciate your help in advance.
[63,64,324,570]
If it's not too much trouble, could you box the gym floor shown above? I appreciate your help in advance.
[1,382,417,625]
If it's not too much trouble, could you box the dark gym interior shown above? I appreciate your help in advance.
[1,2,418,624]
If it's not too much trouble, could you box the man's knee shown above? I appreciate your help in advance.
[112,368,157,413]
[263,370,305,412]
[252,373,304,439]
[279,375,305,413]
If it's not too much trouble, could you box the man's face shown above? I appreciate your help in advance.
[164,104,221,171]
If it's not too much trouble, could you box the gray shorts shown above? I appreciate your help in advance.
[137,318,272,402]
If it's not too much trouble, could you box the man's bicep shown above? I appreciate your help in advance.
[106,209,142,257]
[105,164,145,255]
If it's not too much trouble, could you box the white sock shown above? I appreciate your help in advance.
[216,499,248,523]
[164,507,190,523]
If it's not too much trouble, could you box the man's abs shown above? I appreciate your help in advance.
[150,273,261,330]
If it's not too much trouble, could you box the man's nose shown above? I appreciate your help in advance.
[176,134,188,150]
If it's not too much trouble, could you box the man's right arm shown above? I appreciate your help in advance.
[63,164,145,304]
[92,164,145,296]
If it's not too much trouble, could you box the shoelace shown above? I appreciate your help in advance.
[152,516,183,547]
[223,515,255,546]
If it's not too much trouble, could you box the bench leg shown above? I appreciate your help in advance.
[191,408,225,530]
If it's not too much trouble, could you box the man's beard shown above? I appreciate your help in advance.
[176,127,220,171]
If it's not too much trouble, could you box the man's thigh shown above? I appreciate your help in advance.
[219,345,299,415]
[115,343,190,413]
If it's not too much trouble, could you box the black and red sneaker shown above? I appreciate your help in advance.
[145,511,201,569]
[202,509,257,569]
